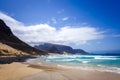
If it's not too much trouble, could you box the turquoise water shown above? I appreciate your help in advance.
[40,54,120,67]
[28,54,120,73]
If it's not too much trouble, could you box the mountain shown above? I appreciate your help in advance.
[0,19,46,56]
[34,43,88,54]
[73,49,88,54]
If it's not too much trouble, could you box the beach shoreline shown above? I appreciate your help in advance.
[0,61,120,80]
[23,62,120,80]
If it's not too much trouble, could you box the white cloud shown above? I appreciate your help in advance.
[0,12,104,46]
[62,17,69,21]
[0,12,24,30]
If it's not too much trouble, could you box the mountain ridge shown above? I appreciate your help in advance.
[35,43,88,54]
[0,19,46,56]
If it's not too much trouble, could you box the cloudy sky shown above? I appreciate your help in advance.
[0,0,120,52]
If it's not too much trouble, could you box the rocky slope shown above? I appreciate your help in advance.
[0,19,46,56]
[35,43,88,54]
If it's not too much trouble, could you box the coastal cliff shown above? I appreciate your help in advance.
[0,19,46,60]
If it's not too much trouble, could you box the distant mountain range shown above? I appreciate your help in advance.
[0,19,46,56]
[34,43,88,54]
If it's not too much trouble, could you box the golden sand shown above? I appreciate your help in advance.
[23,64,120,80]
[0,62,120,80]
[0,62,41,80]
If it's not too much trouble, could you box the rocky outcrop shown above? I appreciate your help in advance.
[73,49,88,54]
[0,19,46,56]
[35,43,88,54]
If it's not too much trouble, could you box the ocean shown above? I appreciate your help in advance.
[27,54,120,74]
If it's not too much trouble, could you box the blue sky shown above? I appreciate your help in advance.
[0,0,120,52]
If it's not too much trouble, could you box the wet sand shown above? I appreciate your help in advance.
[0,62,120,80]
[22,63,120,80]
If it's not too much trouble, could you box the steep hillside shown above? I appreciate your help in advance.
[0,19,46,56]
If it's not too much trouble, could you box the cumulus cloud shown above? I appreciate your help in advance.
[0,12,24,30]
[62,17,69,21]
[0,12,104,46]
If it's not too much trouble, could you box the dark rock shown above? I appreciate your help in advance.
[73,49,88,54]
[0,19,47,55]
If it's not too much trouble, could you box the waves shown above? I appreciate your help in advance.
[27,54,120,74]
[45,55,120,65]
[47,55,120,60]
[94,56,119,60]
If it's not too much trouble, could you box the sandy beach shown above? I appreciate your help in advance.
[0,62,120,80]
[22,63,120,80]
[0,62,41,80]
